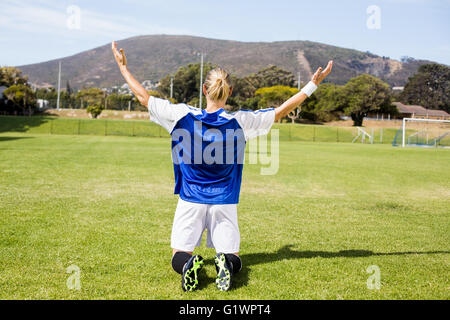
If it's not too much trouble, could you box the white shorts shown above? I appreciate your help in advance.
[171,198,240,253]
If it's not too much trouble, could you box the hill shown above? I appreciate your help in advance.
[18,35,433,89]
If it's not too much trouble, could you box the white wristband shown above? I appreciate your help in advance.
[301,81,318,97]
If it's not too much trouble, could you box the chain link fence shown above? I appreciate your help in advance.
[0,116,402,144]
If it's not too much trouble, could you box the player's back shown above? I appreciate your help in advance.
[148,97,275,204]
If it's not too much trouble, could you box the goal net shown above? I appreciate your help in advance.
[396,118,450,148]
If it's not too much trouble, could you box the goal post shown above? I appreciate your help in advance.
[401,118,450,148]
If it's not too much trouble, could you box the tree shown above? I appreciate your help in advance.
[158,63,296,110]
[239,96,261,110]
[255,85,298,111]
[66,80,73,96]
[86,105,104,118]
[61,90,76,109]
[4,84,37,115]
[106,93,133,110]
[76,88,105,109]
[247,65,296,89]
[36,87,75,109]
[147,90,164,99]
[158,63,215,107]
[338,74,393,126]
[302,83,342,122]
[232,66,296,103]
[0,67,28,87]
[400,64,450,113]
[227,75,255,105]
[36,87,55,100]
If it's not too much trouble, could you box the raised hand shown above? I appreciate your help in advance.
[312,60,333,85]
[274,60,334,121]
[111,41,149,106]
[112,41,127,69]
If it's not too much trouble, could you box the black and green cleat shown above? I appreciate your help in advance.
[214,253,232,291]
[181,255,204,292]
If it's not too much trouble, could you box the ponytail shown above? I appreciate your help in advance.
[204,67,232,102]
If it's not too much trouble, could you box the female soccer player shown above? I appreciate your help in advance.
[112,41,333,292]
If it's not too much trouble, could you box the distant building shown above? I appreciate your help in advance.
[0,86,7,100]
[393,102,450,120]
[141,80,156,90]
[108,81,155,95]
[37,99,49,109]
[118,83,132,95]
[392,86,404,92]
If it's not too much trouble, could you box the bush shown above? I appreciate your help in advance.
[240,97,261,110]
[255,86,298,108]
[86,105,104,119]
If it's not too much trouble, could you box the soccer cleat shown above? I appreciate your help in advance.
[214,253,232,291]
[181,255,204,292]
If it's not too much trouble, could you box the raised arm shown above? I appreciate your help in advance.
[274,61,333,122]
[112,41,150,107]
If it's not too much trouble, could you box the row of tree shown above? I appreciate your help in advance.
[158,63,297,109]
[0,67,146,117]
[157,62,449,126]
[0,67,36,116]
[400,64,450,113]
[1,62,448,125]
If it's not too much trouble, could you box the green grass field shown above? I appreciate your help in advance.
[0,132,449,299]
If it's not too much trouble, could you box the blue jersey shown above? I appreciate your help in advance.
[148,97,275,204]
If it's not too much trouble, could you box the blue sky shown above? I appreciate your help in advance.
[1,0,449,66]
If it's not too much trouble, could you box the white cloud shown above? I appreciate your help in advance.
[0,0,191,40]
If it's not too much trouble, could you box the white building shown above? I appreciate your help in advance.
[37,99,49,109]
[0,86,7,100]
[141,80,156,90]
[119,83,132,94]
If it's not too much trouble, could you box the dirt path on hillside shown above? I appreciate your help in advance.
[297,50,313,81]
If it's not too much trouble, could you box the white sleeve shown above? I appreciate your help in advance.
[147,96,191,133]
[234,109,276,140]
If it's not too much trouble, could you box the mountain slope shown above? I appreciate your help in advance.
[18,35,433,89]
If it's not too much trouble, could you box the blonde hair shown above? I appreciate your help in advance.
[204,67,232,102]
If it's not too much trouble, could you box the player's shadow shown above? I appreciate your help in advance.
[231,245,450,290]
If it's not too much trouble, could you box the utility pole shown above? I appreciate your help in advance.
[297,71,301,91]
[56,61,61,110]
[170,77,174,99]
[199,53,204,109]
